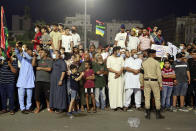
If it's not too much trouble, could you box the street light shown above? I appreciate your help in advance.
[84,0,87,49]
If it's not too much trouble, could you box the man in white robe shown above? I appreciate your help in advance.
[124,49,142,111]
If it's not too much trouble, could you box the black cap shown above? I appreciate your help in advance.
[176,53,183,58]
[148,49,156,54]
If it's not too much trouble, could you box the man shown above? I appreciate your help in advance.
[15,45,35,114]
[40,26,52,50]
[107,46,124,110]
[187,50,196,109]
[61,27,74,53]
[127,29,140,52]
[172,53,191,112]
[32,25,42,50]
[140,49,164,119]
[139,28,154,51]
[71,26,81,47]
[0,49,18,115]
[114,24,128,49]
[33,49,53,113]
[49,24,62,50]
[124,49,142,111]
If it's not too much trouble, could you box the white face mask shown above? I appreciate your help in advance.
[180,46,184,50]
[35,28,38,33]
[133,54,138,59]
[61,54,65,59]
[121,54,126,58]
[52,54,56,59]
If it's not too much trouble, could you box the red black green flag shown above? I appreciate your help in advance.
[1,6,9,58]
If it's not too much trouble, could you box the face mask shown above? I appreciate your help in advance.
[72,29,76,33]
[176,59,181,62]
[52,54,56,59]
[117,53,121,57]
[35,28,38,33]
[121,54,126,58]
[61,54,65,59]
[133,54,138,59]
[180,46,184,50]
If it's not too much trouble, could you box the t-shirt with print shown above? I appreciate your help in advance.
[36,58,53,82]
[70,73,79,91]
[115,32,127,48]
[84,69,95,88]
[173,61,189,83]
[62,35,73,53]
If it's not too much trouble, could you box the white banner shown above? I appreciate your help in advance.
[151,44,169,57]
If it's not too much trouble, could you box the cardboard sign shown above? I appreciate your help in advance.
[151,44,169,57]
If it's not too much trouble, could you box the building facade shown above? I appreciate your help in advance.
[150,13,196,45]
[64,14,92,32]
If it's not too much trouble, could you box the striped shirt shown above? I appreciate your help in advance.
[0,60,18,84]
[162,68,175,87]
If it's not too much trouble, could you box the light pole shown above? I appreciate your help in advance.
[84,0,87,49]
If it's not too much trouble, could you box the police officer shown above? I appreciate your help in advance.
[140,49,164,119]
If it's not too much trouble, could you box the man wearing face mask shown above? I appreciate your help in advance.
[124,49,142,111]
[32,25,42,50]
[107,46,124,110]
[15,44,35,114]
[71,26,81,47]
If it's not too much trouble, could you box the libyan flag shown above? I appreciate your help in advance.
[1,6,9,58]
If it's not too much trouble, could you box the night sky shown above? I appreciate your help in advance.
[1,0,196,28]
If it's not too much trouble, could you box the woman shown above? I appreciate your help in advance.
[50,50,67,113]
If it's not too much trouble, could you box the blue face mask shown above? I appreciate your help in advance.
[121,54,126,58]
[117,53,121,57]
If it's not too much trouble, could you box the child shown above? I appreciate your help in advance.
[84,61,96,113]
[67,64,84,116]
[161,60,176,110]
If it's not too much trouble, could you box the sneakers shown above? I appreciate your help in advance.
[67,112,72,116]
[171,106,177,112]
[179,107,189,112]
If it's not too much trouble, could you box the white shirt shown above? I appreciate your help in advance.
[127,36,140,51]
[115,32,127,48]
[124,57,142,89]
[72,33,81,47]
[62,35,73,53]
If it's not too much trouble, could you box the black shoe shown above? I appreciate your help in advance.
[21,110,29,114]
[10,110,15,115]
[145,109,150,119]
[156,110,165,119]
[26,109,33,113]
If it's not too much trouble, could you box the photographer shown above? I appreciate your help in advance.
[0,48,18,115]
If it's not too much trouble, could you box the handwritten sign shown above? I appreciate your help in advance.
[151,44,169,57]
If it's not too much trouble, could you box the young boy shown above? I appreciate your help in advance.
[172,53,191,112]
[161,60,176,110]
[84,61,96,113]
[67,64,84,116]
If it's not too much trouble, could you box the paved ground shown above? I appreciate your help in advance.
[0,109,196,131]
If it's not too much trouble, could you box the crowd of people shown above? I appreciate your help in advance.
[0,23,196,120]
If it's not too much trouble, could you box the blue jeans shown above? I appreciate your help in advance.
[18,87,33,111]
[0,83,15,111]
[95,87,106,109]
[161,86,173,108]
